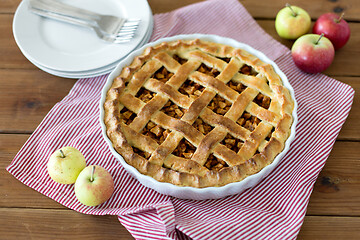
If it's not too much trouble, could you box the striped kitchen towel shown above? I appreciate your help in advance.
[7,0,354,239]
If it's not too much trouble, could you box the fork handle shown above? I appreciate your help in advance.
[29,4,94,30]
[29,0,101,25]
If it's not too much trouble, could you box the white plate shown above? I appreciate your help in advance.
[100,34,298,200]
[30,58,117,78]
[29,13,154,78]
[13,0,151,72]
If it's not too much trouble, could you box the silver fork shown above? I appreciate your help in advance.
[28,0,140,43]
[29,6,134,43]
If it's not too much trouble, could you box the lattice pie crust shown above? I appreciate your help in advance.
[104,39,294,188]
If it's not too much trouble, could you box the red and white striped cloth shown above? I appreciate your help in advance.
[7,0,354,239]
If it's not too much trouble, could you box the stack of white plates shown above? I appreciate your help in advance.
[13,0,153,78]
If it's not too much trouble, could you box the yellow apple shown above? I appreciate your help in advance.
[74,165,114,207]
[47,146,86,184]
[275,4,311,39]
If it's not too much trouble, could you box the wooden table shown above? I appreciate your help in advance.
[1,0,359,239]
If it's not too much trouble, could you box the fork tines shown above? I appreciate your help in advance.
[114,19,140,39]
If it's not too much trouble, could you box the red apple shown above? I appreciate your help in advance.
[313,13,350,50]
[74,165,114,206]
[291,34,335,73]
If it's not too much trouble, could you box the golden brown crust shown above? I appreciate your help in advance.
[104,39,294,188]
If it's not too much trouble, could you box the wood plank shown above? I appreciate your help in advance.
[0,208,132,239]
[0,14,35,69]
[0,0,21,14]
[147,0,360,21]
[1,168,66,209]
[0,0,358,239]
[298,216,360,240]
[0,0,201,15]
[0,207,359,239]
[3,0,360,22]
[0,134,65,209]
[307,141,360,216]
[2,134,360,216]
[0,69,75,133]
[336,77,360,140]
[241,0,360,21]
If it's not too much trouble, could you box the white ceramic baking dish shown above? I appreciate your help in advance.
[99,34,298,200]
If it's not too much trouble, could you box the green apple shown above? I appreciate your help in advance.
[47,146,86,184]
[275,4,311,39]
[74,165,114,207]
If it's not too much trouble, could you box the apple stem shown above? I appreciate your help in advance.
[90,166,95,182]
[336,12,345,23]
[59,149,65,158]
[286,3,297,17]
[315,33,324,45]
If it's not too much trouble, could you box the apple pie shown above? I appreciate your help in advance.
[103,39,294,188]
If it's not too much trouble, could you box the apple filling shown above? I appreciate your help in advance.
[197,63,220,77]
[204,134,243,171]
[221,133,244,153]
[133,147,151,159]
[265,127,275,141]
[227,80,247,94]
[133,121,170,159]
[192,117,214,135]
[204,154,229,171]
[240,64,258,76]
[142,121,170,145]
[237,112,261,132]
[161,100,185,119]
[120,107,136,125]
[152,66,174,83]
[221,57,231,63]
[136,88,156,103]
[208,94,232,115]
[172,138,196,159]
[254,93,271,109]
[178,79,205,99]
[173,54,188,64]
